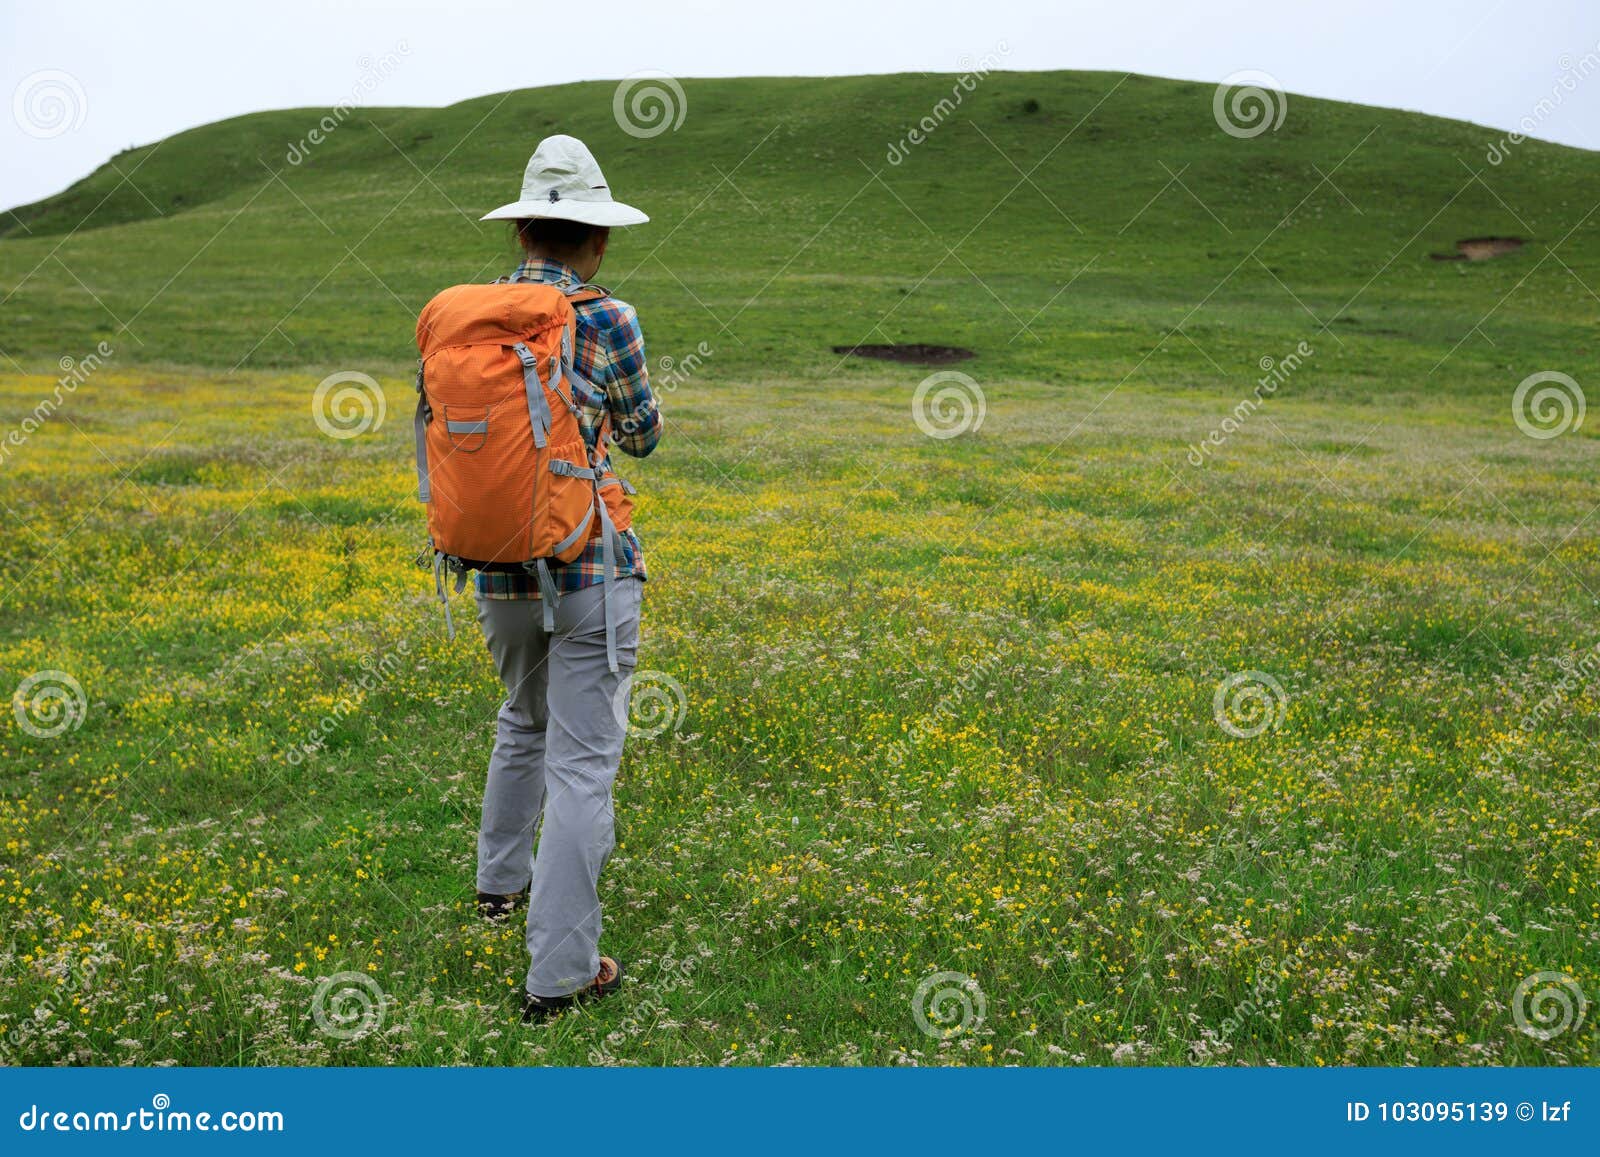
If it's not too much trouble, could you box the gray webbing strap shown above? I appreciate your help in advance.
[433,552,455,641]
[548,352,565,412]
[550,459,598,480]
[445,418,488,435]
[561,325,603,406]
[512,342,550,449]
[543,323,578,418]
[557,325,608,409]
[413,366,431,502]
[595,500,621,673]
[550,504,595,557]
[533,557,558,633]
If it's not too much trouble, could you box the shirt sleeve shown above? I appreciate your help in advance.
[599,302,662,458]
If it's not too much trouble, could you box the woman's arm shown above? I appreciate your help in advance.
[600,303,662,458]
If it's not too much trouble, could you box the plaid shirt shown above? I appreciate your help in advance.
[476,257,662,599]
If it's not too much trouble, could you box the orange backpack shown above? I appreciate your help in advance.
[412,279,636,669]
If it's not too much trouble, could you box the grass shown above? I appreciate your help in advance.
[0,69,1597,1066]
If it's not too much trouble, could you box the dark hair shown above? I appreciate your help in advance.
[515,217,608,255]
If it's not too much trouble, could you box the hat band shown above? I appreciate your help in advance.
[525,186,614,205]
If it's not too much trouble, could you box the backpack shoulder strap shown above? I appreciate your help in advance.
[557,285,611,409]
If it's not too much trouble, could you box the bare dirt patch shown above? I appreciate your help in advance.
[1430,236,1527,262]
[832,343,975,365]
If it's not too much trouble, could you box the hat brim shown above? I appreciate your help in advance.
[480,199,648,226]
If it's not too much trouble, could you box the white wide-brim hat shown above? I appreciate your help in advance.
[480,134,649,227]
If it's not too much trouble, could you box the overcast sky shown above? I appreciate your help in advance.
[2,0,1597,211]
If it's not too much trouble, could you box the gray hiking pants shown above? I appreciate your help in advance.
[475,579,642,998]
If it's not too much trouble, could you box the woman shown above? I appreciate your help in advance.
[469,134,662,1020]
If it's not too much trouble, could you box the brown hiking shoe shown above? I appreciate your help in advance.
[521,956,625,1022]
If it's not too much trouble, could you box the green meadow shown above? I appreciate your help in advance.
[0,70,1596,1065]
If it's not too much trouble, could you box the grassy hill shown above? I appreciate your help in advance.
[2,70,1596,390]
[1,73,1597,1067]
